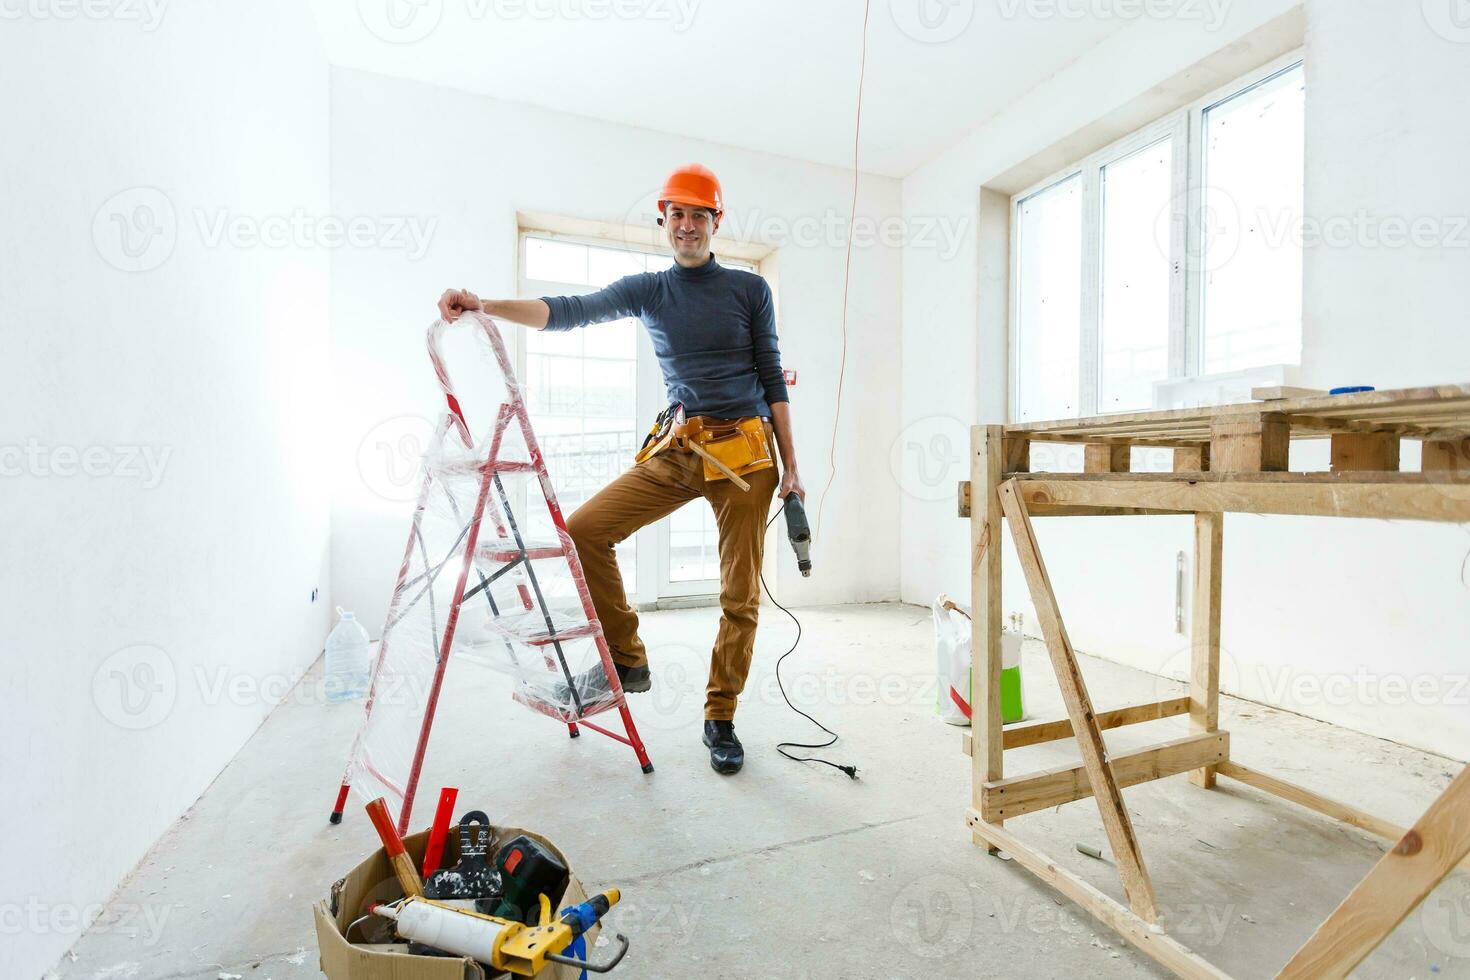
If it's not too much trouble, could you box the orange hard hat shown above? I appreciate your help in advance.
[658,163,723,216]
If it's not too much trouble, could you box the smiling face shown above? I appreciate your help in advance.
[662,201,719,267]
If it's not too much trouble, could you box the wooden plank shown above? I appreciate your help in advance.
[1423,437,1470,473]
[1005,382,1470,438]
[1015,477,1470,523]
[1174,444,1210,472]
[1004,434,1031,474]
[982,732,1229,820]
[965,815,1232,980]
[970,427,1005,853]
[1003,696,1193,749]
[1253,385,1327,400]
[1330,432,1400,472]
[1215,762,1470,873]
[1276,765,1470,979]
[1189,512,1223,789]
[1085,443,1132,473]
[1211,412,1290,472]
[997,479,1160,922]
[1026,504,1189,517]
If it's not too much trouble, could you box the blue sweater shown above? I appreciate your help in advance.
[541,256,789,419]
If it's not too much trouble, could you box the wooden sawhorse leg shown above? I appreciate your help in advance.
[998,478,1161,922]
[1189,512,1223,788]
[1277,764,1470,978]
[970,425,1006,852]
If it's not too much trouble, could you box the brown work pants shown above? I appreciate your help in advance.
[566,437,778,721]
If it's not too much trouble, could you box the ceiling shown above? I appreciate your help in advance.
[312,0,1133,178]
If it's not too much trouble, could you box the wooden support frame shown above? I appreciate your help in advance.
[957,383,1470,979]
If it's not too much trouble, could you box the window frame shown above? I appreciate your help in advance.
[1008,49,1305,423]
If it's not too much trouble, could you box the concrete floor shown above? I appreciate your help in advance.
[53,603,1468,979]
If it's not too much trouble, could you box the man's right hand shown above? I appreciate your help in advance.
[438,287,482,322]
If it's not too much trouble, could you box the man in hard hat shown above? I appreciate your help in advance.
[437,164,801,775]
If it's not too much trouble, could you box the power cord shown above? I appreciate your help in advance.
[761,508,858,779]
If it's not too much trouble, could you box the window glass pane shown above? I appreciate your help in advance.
[1201,63,1305,374]
[587,245,646,286]
[525,238,587,283]
[669,502,719,582]
[1099,137,1173,413]
[1015,175,1082,422]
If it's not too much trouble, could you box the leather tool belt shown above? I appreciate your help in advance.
[635,403,775,490]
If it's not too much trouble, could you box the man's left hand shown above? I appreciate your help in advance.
[778,466,805,501]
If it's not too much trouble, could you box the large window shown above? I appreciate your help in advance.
[517,232,761,602]
[1011,56,1305,422]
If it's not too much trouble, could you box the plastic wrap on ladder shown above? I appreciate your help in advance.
[336,311,645,819]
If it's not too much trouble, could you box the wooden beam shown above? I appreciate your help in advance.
[1211,412,1290,472]
[1014,477,1470,522]
[982,732,1229,821]
[1215,762,1470,873]
[962,696,1193,755]
[1277,765,1470,978]
[1423,437,1470,474]
[1085,443,1132,473]
[1174,444,1211,472]
[970,427,1005,853]
[997,479,1160,922]
[1189,512,1223,788]
[1330,432,1400,473]
[965,815,1231,980]
[1004,434,1031,474]
[1002,696,1192,749]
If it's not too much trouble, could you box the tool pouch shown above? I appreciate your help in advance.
[693,416,775,483]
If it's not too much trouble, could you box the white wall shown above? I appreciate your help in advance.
[899,0,1470,761]
[329,68,903,633]
[0,4,331,977]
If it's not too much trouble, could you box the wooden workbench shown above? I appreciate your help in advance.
[955,383,1470,979]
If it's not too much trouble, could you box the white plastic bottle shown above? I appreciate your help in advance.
[325,607,372,702]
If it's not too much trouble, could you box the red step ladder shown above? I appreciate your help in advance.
[330,311,652,834]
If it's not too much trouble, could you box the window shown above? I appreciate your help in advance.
[1011,56,1305,421]
[517,232,761,602]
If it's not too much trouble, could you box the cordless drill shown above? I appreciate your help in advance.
[782,493,812,576]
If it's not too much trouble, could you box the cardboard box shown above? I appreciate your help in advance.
[314,825,595,980]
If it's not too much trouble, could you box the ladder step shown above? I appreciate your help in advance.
[477,539,566,562]
[485,608,600,647]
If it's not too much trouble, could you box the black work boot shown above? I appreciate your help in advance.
[552,661,650,709]
[702,720,744,775]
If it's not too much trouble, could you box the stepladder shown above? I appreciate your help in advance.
[330,311,652,834]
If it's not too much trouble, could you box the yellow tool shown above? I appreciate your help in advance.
[373,889,627,975]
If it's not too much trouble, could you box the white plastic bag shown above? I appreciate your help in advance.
[933,594,973,726]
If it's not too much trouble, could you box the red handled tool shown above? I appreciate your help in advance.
[366,796,424,898]
[421,787,459,879]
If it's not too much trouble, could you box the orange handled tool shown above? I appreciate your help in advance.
[366,797,424,898]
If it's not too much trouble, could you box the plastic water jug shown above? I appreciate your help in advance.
[325,607,371,702]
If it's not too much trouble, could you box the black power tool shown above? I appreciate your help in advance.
[782,492,812,576]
